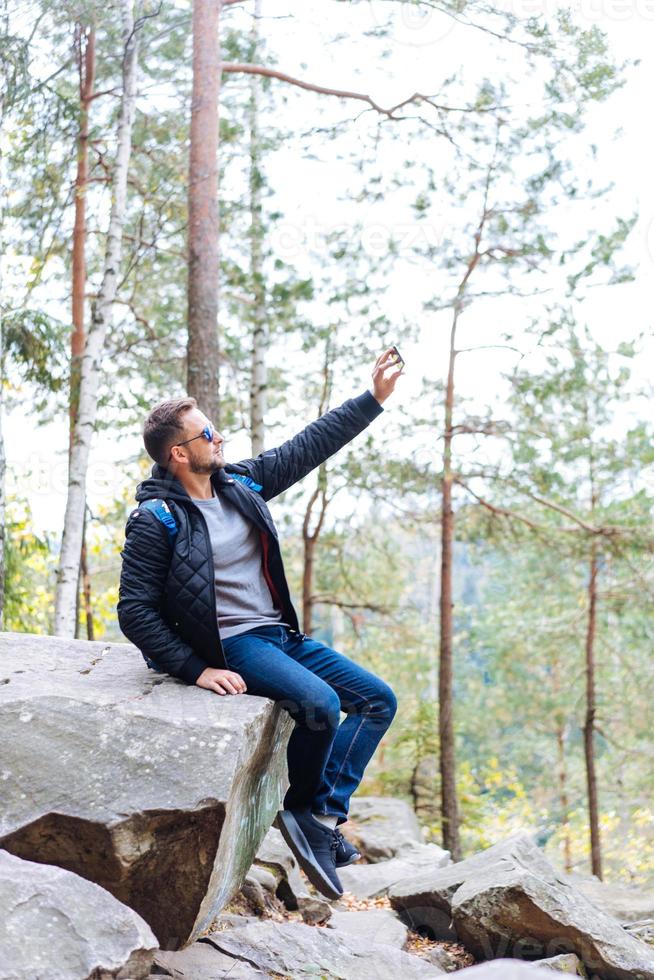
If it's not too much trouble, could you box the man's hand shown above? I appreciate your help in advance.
[196,667,247,695]
[371,347,404,405]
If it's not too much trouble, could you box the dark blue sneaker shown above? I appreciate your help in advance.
[334,827,361,868]
[274,807,343,901]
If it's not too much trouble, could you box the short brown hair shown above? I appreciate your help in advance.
[143,396,197,466]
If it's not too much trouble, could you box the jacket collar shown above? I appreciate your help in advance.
[136,463,233,504]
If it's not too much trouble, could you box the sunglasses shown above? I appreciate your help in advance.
[168,422,217,461]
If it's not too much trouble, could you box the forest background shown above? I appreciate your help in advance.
[1,0,653,886]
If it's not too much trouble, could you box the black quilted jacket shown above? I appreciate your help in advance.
[117,390,383,685]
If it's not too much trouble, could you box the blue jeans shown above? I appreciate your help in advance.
[221,625,397,827]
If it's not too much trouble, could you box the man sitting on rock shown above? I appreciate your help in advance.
[117,348,402,901]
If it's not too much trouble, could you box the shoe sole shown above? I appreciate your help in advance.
[274,810,343,901]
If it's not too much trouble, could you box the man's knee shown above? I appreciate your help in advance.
[383,683,398,720]
[369,680,398,725]
[278,687,341,733]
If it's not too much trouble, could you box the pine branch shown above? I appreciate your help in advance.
[220,62,501,119]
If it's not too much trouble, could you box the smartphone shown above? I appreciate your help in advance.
[390,345,405,370]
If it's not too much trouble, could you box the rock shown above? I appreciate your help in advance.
[452,849,654,978]
[564,871,654,925]
[325,908,409,948]
[422,944,465,972]
[339,842,452,900]
[253,826,332,923]
[153,943,265,978]
[389,833,538,916]
[277,860,333,923]
[203,919,446,977]
[451,962,578,978]
[389,832,654,980]
[245,864,278,894]
[239,874,275,915]
[0,849,157,980]
[347,795,428,861]
[253,826,297,879]
[535,953,587,974]
[0,631,294,948]
[210,913,262,930]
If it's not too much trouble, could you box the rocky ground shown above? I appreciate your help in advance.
[3,637,653,980]
[149,798,654,980]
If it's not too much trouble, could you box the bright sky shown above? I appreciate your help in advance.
[4,0,654,535]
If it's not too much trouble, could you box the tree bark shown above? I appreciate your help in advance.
[584,538,602,878]
[187,0,221,424]
[248,0,267,456]
[54,0,138,635]
[71,24,96,638]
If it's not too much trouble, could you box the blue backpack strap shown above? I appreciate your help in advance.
[230,472,263,493]
[140,498,178,543]
[138,499,177,675]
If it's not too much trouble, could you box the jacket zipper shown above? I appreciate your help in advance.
[259,529,284,611]
[191,502,227,669]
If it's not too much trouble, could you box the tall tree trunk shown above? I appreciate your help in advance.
[302,463,327,635]
[54,0,138,635]
[301,342,332,634]
[248,0,266,456]
[584,538,602,878]
[436,188,484,861]
[439,312,461,860]
[71,24,96,640]
[187,0,221,424]
[70,23,95,434]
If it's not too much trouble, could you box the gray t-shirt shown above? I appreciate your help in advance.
[191,488,286,640]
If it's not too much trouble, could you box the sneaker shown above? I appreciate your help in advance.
[274,807,343,901]
[333,827,361,868]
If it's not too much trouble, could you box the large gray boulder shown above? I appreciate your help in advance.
[338,842,452,900]
[347,795,427,861]
[201,919,447,977]
[0,632,294,948]
[0,849,157,980]
[389,832,654,980]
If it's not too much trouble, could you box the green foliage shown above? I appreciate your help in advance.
[4,498,56,634]
[1,309,67,395]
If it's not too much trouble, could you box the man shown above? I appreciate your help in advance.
[117,348,402,901]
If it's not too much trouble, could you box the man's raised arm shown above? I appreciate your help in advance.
[233,348,403,502]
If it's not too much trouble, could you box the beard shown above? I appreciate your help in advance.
[187,447,226,475]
